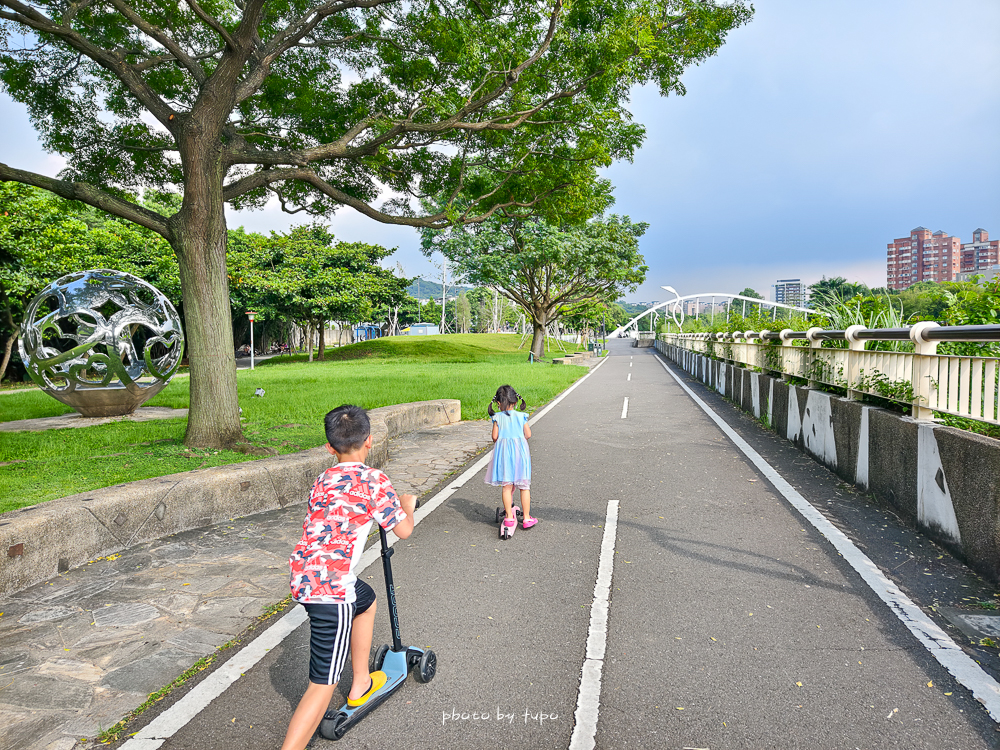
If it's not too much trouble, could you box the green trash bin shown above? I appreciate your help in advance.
[588,342,594,351]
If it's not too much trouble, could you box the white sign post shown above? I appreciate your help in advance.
[247,311,257,370]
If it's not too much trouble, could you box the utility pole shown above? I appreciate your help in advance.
[437,257,448,333]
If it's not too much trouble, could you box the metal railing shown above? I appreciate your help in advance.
[659,322,1000,424]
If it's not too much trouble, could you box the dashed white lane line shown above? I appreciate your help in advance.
[620,397,628,419]
[654,354,1000,723]
[569,498,620,750]
[121,353,612,749]
[627,373,631,382]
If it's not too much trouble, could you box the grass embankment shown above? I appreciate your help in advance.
[0,334,586,512]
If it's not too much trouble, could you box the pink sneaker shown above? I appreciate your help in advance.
[522,517,538,529]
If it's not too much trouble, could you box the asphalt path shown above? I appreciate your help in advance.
[131,340,998,749]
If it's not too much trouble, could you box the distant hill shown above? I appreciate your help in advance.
[406,278,474,300]
[619,301,652,317]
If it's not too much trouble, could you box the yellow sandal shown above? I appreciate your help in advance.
[347,670,387,707]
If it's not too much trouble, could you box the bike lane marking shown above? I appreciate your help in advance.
[568,498,619,750]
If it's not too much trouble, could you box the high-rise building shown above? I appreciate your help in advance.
[960,229,1000,275]
[886,227,962,290]
[773,279,805,306]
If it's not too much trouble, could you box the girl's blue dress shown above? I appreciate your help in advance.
[485,410,531,489]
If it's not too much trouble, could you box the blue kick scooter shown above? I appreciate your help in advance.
[318,504,437,741]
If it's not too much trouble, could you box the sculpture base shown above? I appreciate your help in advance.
[43,382,170,418]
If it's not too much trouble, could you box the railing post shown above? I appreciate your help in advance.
[744,331,757,373]
[910,321,940,420]
[845,325,867,400]
[779,329,794,382]
[759,330,772,375]
[806,327,823,388]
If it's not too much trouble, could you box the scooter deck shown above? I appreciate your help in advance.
[498,505,521,540]
[320,650,409,740]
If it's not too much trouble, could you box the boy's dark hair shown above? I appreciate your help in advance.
[487,385,526,417]
[324,405,371,453]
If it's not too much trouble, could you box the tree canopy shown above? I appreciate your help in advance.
[423,214,647,357]
[0,0,751,447]
[228,224,409,359]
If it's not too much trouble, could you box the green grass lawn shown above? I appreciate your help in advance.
[0,334,586,512]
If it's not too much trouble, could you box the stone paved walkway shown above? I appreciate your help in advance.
[0,407,190,433]
[0,420,492,750]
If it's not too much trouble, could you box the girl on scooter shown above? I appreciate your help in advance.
[486,384,535,538]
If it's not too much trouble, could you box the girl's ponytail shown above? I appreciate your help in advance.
[489,384,523,416]
[515,393,526,411]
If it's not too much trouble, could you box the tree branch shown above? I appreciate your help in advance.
[234,0,397,103]
[107,0,209,84]
[0,162,171,239]
[186,0,238,50]
[0,1,176,124]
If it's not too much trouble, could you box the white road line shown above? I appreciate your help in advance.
[569,499,620,750]
[629,361,632,368]
[654,355,1000,723]
[620,397,628,419]
[627,373,631,382]
[122,355,611,749]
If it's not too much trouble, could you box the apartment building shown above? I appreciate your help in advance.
[961,229,1000,274]
[773,279,805,306]
[886,227,961,290]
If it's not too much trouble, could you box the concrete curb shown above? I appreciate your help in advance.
[0,399,460,596]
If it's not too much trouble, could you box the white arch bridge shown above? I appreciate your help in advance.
[610,287,813,337]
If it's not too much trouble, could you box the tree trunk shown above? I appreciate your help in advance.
[0,332,16,384]
[318,322,326,361]
[169,138,243,449]
[172,217,243,448]
[530,318,546,360]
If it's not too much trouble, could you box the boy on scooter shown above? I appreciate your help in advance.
[281,405,417,750]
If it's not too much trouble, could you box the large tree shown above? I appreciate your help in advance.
[0,0,750,447]
[423,214,647,358]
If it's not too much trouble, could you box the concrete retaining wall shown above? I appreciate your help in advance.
[657,341,1000,583]
[0,399,460,595]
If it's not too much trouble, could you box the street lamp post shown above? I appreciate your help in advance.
[247,311,257,370]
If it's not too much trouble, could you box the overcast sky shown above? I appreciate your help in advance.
[1,0,998,303]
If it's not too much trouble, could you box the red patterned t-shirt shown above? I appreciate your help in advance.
[289,462,406,604]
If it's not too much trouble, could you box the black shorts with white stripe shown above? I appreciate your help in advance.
[303,580,377,685]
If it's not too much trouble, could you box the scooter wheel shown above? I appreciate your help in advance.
[319,711,349,740]
[495,507,503,524]
[416,649,437,683]
[372,643,390,671]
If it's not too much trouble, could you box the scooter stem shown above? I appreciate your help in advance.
[379,526,404,652]
[379,497,420,653]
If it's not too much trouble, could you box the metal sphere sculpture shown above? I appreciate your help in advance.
[19,269,185,417]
